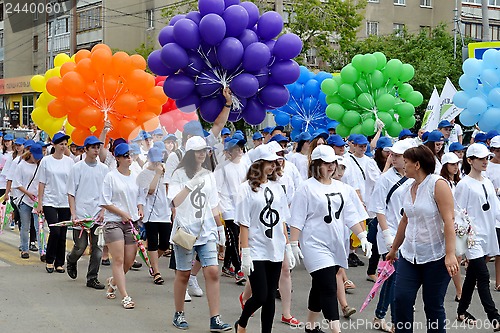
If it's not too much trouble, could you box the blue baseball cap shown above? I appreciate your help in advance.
[3,134,13,141]
[449,142,465,152]
[269,134,289,143]
[30,143,44,160]
[147,147,164,162]
[438,120,453,129]
[37,140,50,147]
[114,143,130,157]
[262,127,273,134]
[163,134,177,142]
[252,132,263,140]
[141,131,152,140]
[183,120,204,137]
[347,134,360,142]
[353,135,369,145]
[112,138,127,148]
[312,129,329,141]
[14,138,26,145]
[131,135,143,142]
[0,133,3,137]
[327,134,345,147]
[486,130,499,140]
[151,128,163,136]
[422,131,430,142]
[398,129,416,139]
[365,144,373,157]
[129,143,141,155]
[424,130,445,143]
[270,125,284,133]
[23,139,35,148]
[153,141,166,151]
[84,136,103,147]
[232,133,245,141]
[376,136,393,150]
[327,120,339,130]
[224,138,246,151]
[474,132,487,143]
[295,132,312,142]
[52,132,70,144]
[221,127,231,136]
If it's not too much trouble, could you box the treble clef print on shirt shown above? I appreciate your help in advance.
[259,187,280,238]
[190,180,206,218]
[324,192,344,224]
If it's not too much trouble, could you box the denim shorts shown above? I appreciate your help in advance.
[173,241,218,271]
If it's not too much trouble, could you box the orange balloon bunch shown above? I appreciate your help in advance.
[45,44,167,145]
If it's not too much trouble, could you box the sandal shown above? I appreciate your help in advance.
[344,280,356,291]
[106,277,117,299]
[495,285,500,292]
[153,273,164,285]
[457,311,477,325]
[121,296,135,309]
[163,249,172,257]
[342,305,356,318]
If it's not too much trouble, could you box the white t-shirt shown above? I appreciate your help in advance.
[235,180,290,262]
[168,168,218,246]
[342,154,381,205]
[37,155,75,207]
[12,160,40,207]
[138,169,171,223]
[0,151,12,189]
[287,152,308,180]
[130,160,143,175]
[67,160,109,220]
[448,124,463,144]
[279,161,302,205]
[100,169,145,222]
[485,162,500,198]
[456,176,500,259]
[103,150,116,170]
[6,156,23,200]
[215,160,248,221]
[289,178,368,272]
[164,148,184,184]
[434,156,442,175]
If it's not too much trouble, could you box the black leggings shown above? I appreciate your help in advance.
[144,222,170,252]
[308,266,340,321]
[44,206,71,267]
[238,260,282,333]
[223,220,241,272]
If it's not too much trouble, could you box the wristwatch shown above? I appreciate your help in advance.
[224,104,232,108]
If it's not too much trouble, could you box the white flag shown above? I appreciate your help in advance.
[439,77,463,121]
[421,86,440,131]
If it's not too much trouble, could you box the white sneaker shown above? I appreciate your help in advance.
[188,275,204,297]
[9,222,15,230]
[184,289,192,302]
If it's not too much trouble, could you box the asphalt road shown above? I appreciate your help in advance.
[0,228,499,333]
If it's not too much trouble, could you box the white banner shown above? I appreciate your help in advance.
[421,86,440,131]
[439,77,463,121]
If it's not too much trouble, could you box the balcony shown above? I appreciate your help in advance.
[47,33,70,52]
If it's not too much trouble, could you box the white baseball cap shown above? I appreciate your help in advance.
[388,138,416,155]
[336,156,347,167]
[466,143,491,158]
[267,141,284,154]
[441,152,460,165]
[311,145,338,163]
[490,136,500,148]
[249,144,281,163]
[185,136,209,152]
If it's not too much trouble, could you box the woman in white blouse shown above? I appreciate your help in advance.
[289,145,371,333]
[454,143,500,329]
[387,145,458,333]
[100,143,145,309]
[36,132,74,274]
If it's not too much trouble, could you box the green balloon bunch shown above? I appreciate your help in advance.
[321,52,423,138]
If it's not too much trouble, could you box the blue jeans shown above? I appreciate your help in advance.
[394,255,451,333]
[19,202,40,253]
[173,241,218,271]
[375,255,398,323]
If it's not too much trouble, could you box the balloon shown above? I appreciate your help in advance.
[321,79,338,95]
[173,19,201,50]
[91,48,112,74]
[148,50,176,76]
[488,88,500,108]
[335,124,351,138]
[223,5,249,37]
[47,99,67,118]
[462,58,483,77]
[405,91,423,107]
[376,93,395,112]
[338,84,356,101]
[357,93,375,109]
[343,111,361,128]
[176,94,202,113]
[238,29,258,48]
[158,26,175,46]
[182,51,206,76]
[163,73,195,100]
[373,52,387,70]
[161,43,189,70]
[459,109,481,126]
[217,37,244,70]
[399,115,416,129]
[351,54,364,71]
[259,84,289,108]
[398,83,414,98]
[400,64,415,82]
[79,106,104,128]
[75,49,91,63]
[114,94,138,115]
[230,73,259,98]
[361,54,377,73]
[269,60,300,85]
[387,121,403,138]
[467,96,488,115]
[30,75,46,92]
[195,70,222,97]
[198,0,225,16]
[60,62,77,77]
[185,11,202,25]
[243,42,271,71]
[242,98,266,125]
[224,0,239,8]
[71,128,93,146]
[377,112,393,127]
[199,14,226,45]
[303,79,320,98]
[395,102,415,118]
[479,107,500,131]
[368,70,385,89]
[62,72,86,96]
[46,77,64,97]
[361,119,376,136]
[274,111,290,126]
[326,103,345,121]
[169,14,186,26]
[254,67,269,87]
[257,11,283,40]
[340,65,359,84]
[240,1,259,28]
[273,33,302,60]
[385,59,403,78]
[481,69,500,87]
[54,53,71,67]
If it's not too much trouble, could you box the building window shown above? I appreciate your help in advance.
[394,0,405,5]
[463,0,481,4]
[490,0,500,6]
[77,6,103,32]
[22,95,34,126]
[420,25,431,35]
[33,35,38,52]
[306,48,318,66]
[367,21,379,36]
[0,32,3,48]
[0,4,3,22]
[394,23,404,36]
[147,9,154,29]
[48,17,70,37]
[491,25,500,40]
[420,0,432,7]
[368,0,379,2]
[464,22,483,40]
[34,10,38,21]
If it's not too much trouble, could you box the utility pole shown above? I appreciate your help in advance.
[454,0,458,59]
[482,0,490,41]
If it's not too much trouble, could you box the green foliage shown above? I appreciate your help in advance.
[161,0,198,22]
[347,25,468,128]
[133,36,155,73]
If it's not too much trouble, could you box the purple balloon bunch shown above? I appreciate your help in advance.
[147,0,303,125]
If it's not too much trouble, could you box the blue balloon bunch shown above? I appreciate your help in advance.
[455,49,500,131]
[148,0,302,125]
[272,66,332,139]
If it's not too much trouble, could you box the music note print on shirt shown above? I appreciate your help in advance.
[190,180,207,218]
[324,192,344,224]
[259,187,280,238]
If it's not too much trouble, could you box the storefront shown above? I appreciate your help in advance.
[0,75,36,128]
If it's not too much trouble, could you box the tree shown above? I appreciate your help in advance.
[283,0,367,71]
[347,25,469,128]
